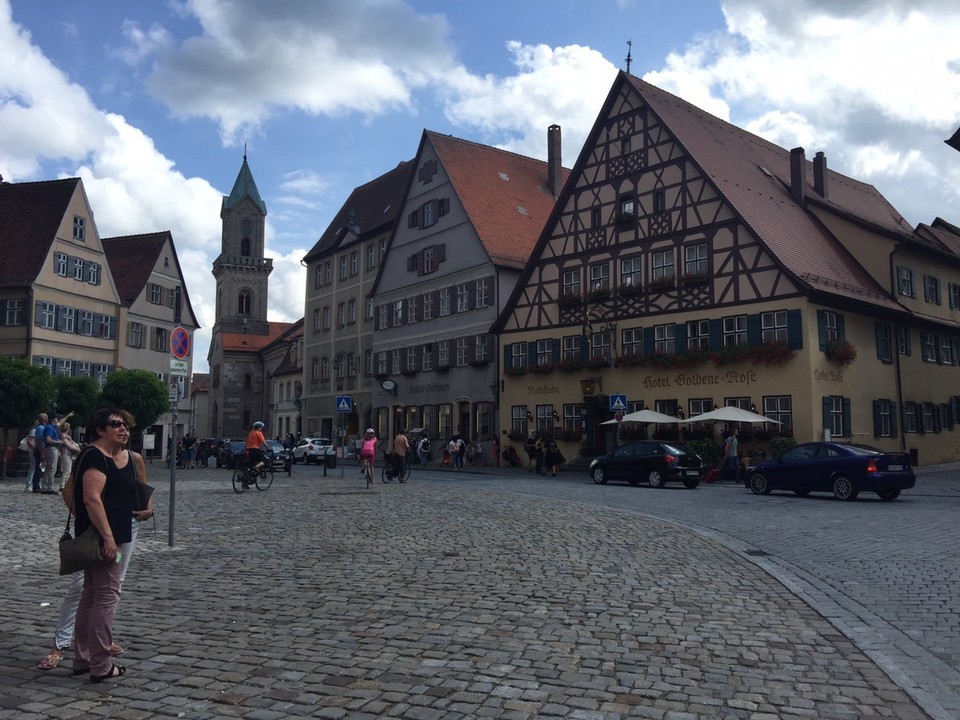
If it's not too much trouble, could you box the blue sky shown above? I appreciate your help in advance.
[1,0,958,372]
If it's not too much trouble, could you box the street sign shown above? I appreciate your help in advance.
[170,326,190,359]
[169,358,188,377]
[615,410,624,422]
[336,395,353,413]
[610,394,627,412]
[168,381,180,403]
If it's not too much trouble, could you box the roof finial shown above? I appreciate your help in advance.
[625,39,633,74]
[243,142,247,162]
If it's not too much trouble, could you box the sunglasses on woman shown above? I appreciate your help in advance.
[107,419,129,429]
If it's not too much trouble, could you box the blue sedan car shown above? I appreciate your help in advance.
[746,442,915,501]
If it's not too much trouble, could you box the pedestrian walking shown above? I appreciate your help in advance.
[31,412,47,492]
[417,434,430,466]
[724,427,741,484]
[524,433,538,472]
[58,422,81,491]
[41,414,63,493]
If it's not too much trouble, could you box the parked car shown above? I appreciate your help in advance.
[264,439,292,471]
[590,441,704,488]
[292,437,333,464]
[217,439,247,469]
[746,442,915,501]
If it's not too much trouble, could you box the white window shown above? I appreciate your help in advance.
[57,359,73,376]
[392,349,401,374]
[686,319,709,350]
[321,357,330,381]
[405,297,417,324]
[456,338,468,366]
[315,265,323,288]
[423,247,437,274]
[457,283,469,312]
[55,253,68,276]
[365,349,373,375]
[475,335,488,362]
[311,358,320,381]
[622,328,642,356]
[337,302,345,327]
[367,243,377,269]
[73,258,84,281]
[72,216,85,241]
[313,308,321,332]
[723,315,747,346]
[77,311,93,336]
[366,298,374,320]
[762,311,788,344]
[652,250,674,280]
[393,299,404,325]
[322,306,331,330]
[377,352,388,375]
[620,257,642,287]
[476,278,490,308]
[38,302,56,329]
[348,299,357,324]
[5,299,24,325]
[439,288,451,316]
[339,256,348,279]
[406,347,416,371]
[150,283,162,304]
[75,361,91,377]
[350,251,358,276]
[654,324,675,354]
[684,243,708,277]
[59,307,75,334]
[438,340,449,367]
[536,339,552,367]
[510,342,527,370]
[589,263,609,291]
[86,262,100,285]
[378,305,388,330]
[422,292,434,320]
[422,344,434,370]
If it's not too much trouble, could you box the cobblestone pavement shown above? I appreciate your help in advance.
[0,462,942,720]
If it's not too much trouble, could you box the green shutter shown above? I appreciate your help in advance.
[837,314,846,341]
[709,319,723,351]
[643,327,655,356]
[746,314,761,347]
[503,343,511,368]
[786,309,802,350]
[552,339,560,364]
[842,397,851,436]
[890,402,898,437]
[817,310,828,350]
[674,323,686,352]
[822,396,832,436]
[873,400,882,438]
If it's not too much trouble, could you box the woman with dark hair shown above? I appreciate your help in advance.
[71,408,140,682]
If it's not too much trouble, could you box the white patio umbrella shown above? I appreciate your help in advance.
[600,408,687,425]
[684,407,782,424]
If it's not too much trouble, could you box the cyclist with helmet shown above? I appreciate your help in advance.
[244,421,268,482]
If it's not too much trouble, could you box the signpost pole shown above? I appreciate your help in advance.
[168,320,190,548]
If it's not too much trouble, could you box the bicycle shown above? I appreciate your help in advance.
[361,456,374,489]
[232,455,274,493]
[382,451,410,484]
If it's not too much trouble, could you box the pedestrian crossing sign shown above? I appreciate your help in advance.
[336,395,353,413]
[610,394,627,412]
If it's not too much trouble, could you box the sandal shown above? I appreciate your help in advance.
[109,642,124,656]
[90,664,125,683]
[38,648,64,670]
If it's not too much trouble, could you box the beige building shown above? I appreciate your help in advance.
[494,72,960,466]
[102,232,200,458]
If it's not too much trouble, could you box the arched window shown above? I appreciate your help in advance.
[238,290,251,315]
[241,237,252,257]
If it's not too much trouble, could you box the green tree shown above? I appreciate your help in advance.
[97,369,169,444]
[53,375,100,431]
[0,356,56,480]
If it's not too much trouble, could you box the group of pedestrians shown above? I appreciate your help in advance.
[34,407,154,684]
[523,431,565,476]
[25,411,80,494]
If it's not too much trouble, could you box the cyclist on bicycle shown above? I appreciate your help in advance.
[244,421,268,486]
[360,428,378,483]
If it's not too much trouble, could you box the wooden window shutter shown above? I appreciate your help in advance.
[408,209,419,228]
[407,254,418,272]
[816,310,828,350]
[890,402,898,436]
[872,400,882,438]
[439,197,450,216]
[708,319,723,351]
[437,244,446,263]
[786,309,802,350]
[746,314,761,347]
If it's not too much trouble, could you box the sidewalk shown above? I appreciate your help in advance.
[0,469,933,719]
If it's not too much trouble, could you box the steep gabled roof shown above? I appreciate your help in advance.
[101,232,169,305]
[915,220,960,258]
[221,321,293,353]
[428,131,570,269]
[0,178,80,288]
[623,73,905,309]
[222,155,266,215]
[102,231,201,328]
[947,127,960,153]
[303,160,416,262]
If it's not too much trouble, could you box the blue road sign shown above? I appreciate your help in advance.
[610,394,628,412]
[336,395,353,413]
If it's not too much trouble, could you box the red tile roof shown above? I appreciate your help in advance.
[428,131,570,269]
[221,321,293,352]
[304,160,416,262]
[0,178,80,288]
[625,73,908,309]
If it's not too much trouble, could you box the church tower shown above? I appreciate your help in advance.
[213,153,272,336]
[208,154,274,437]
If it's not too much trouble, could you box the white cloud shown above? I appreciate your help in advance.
[642,0,960,225]
[440,42,618,162]
[137,0,456,145]
[264,248,308,324]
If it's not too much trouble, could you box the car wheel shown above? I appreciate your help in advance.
[793,490,811,497]
[877,488,901,501]
[591,468,607,484]
[683,479,700,489]
[647,468,666,488]
[832,475,859,501]
[749,473,771,495]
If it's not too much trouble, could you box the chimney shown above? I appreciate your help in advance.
[813,151,828,199]
[547,124,562,197]
[789,147,807,205]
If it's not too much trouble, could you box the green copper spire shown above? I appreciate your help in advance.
[224,152,266,214]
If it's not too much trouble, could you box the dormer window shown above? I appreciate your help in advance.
[72,216,85,242]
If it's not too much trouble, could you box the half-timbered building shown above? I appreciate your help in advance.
[494,71,960,466]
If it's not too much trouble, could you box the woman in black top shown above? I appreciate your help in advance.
[72,408,139,683]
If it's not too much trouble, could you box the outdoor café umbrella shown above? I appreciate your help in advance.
[600,408,687,425]
[684,407,782,424]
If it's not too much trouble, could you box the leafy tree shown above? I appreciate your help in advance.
[53,375,100,431]
[0,356,55,480]
[97,369,169,439]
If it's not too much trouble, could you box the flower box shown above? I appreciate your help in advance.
[585,287,612,303]
[557,293,582,309]
[618,282,644,298]
[825,339,857,366]
[504,366,528,376]
[648,276,675,292]
[557,357,585,372]
[530,363,555,374]
[586,354,611,370]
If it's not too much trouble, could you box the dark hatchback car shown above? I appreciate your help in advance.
[264,439,292,471]
[216,440,247,469]
[590,441,704,488]
[746,442,915,501]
